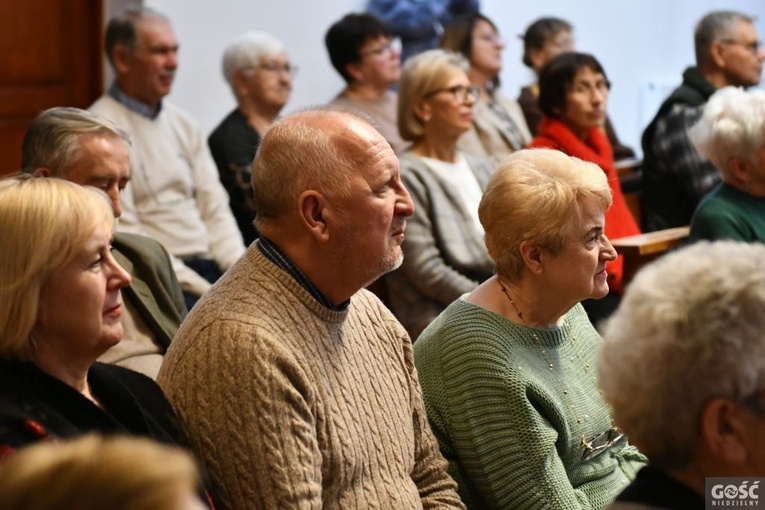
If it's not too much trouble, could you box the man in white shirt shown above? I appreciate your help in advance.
[90,6,245,308]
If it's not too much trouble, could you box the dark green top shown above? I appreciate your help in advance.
[690,183,765,243]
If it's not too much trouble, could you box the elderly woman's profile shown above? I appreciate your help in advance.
[414,148,645,509]
[0,176,211,506]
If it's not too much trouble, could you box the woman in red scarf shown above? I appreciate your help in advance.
[528,52,640,324]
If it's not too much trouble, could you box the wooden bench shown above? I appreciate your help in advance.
[612,226,690,287]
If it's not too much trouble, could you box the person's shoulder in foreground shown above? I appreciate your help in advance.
[159,107,465,509]
[601,241,765,510]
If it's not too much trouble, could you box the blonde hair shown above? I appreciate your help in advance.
[0,176,114,359]
[397,48,469,142]
[0,434,202,510]
[479,148,612,280]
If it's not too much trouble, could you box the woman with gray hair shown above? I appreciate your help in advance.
[689,86,765,243]
[208,31,295,245]
[414,148,645,509]
[600,241,765,508]
[387,48,495,338]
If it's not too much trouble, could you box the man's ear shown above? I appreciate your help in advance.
[298,190,330,241]
[519,239,544,275]
[31,168,52,178]
[112,45,133,75]
[709,42,728,69]
[701,398,749,467]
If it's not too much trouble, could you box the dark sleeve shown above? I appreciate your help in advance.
[604,117,636,160]
[208,120,260,245]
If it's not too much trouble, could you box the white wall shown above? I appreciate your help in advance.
[146,0,764,156]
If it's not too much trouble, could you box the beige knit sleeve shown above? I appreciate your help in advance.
[159,324,323,510]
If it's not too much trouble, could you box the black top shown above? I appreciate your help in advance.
[208,108,261,245]
[615,465,705,509]
[0,359,215,507]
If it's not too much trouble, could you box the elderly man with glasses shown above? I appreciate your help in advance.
[641,10,764,232]
[326,12,408,153]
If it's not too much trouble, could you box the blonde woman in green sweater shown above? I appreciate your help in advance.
[414,148,646,509]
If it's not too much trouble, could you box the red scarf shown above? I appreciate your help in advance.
[528,117,641,293]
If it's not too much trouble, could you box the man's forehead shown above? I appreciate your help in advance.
[135,17,175,43]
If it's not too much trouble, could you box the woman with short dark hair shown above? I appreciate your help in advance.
[529,52,640,324]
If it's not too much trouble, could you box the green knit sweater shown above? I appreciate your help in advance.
[414,299,646,509]
[158,246,464,510]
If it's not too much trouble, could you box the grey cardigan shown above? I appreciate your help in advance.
[387,151,495,339]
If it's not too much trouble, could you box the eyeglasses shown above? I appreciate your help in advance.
[568,80,611,98]
[720,39,765,56]
[258,62,299,76]
[581,427,624,461]
[423,84,479,103]
[359,37,402,59]
[475,33,504,46]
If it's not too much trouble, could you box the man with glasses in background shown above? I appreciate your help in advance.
[641,10,764,232]
[326,13,409,153]
[90,6,245,309]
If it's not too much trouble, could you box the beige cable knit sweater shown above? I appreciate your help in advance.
[158,246,464,510]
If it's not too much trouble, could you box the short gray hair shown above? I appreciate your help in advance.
[694,10,755,67]
[252,106,363,231]
[599,241,765,470]
[105,5,170,66]
[21,107,129,176]
[690,86,765,179]
[222,31,286,88]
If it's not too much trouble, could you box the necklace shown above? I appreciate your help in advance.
[496,277,604,424]
[496,276,524,321]
[495,277,622,459]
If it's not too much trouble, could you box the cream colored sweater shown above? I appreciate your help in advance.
[158,246,464,510]
[90,95,245,297]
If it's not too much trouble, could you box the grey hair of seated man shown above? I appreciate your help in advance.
[104,5,170,67]
[689,86,765,182]
[694,10,756,67]
[20,106,128,176]
[599,241,765,470]
[221,31,286,91]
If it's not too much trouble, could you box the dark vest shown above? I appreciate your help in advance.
[640,67,717,231]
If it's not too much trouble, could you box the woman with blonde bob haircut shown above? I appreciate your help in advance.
[0,434,207,510]
[600,241,765,508]
[414,148,645,509]
[0,177,115,359]
[0,177,212,507]
[388,48,495,338]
